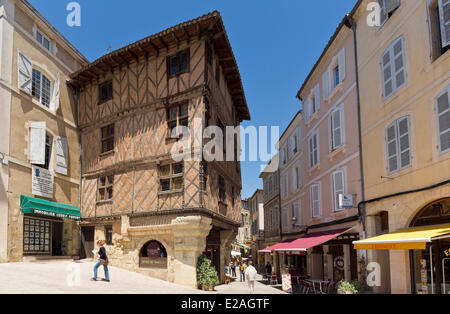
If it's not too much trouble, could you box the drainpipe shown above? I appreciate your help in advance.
[347,15,367,241]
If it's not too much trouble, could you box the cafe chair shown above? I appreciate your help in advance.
[270,275,278,285]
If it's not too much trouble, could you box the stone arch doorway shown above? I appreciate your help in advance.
[409,198,450,294]
[139,240,168,269]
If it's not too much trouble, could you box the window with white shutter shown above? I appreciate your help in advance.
[311,183,321,218]
[32,69,53,108]
[54,73,60,111]
[29,122,46,165]
[309,131,319,169]
[314,83,321,111]
[55,137,68,175]
[386,116,411,173]
[378,0,401,26]
[332,170,345,211]
[436,86,450,154]
[330,108,344,151]
[382,37,406,99]
[439,0,450,48]
[18,51,32,95]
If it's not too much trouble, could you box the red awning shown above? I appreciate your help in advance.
[258,239,297,253]
[274,227,354,252]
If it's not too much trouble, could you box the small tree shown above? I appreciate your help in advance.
[197,255,219,290]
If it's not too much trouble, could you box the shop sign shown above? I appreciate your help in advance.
[147,241,162,259]
[444,248,450,257]
[139,258,167,268]
[32,166,53,199]
[281,273,292,294]
[334,256,345,271]
[339,194,354,209]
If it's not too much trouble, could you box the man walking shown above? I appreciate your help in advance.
[245,261,258,294]
[231,261,236,278]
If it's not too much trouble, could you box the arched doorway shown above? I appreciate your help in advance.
[409,198,450,294]
[139,240,168,269]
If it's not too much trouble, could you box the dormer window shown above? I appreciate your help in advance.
[36,29,52,53]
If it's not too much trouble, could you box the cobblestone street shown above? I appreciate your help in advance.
[0,260,285,294]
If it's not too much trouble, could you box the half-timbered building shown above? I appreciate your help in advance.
[70,11,250,287]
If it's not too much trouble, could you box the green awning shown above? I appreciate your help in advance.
[20,195,81,221]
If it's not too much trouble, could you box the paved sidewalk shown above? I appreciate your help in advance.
[0,260,209,294]
[215,275,287,294]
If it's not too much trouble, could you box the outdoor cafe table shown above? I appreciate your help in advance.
[306,280,330,293]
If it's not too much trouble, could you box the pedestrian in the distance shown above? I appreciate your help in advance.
[231,261,236,278]
[91,240,110,282]
[239,261,246,282]
[266,262,272,277]
[245,260,258,294]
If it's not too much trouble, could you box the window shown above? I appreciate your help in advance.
[305,85,320,121]
[268,174,273,195]
[382,37,406,99]
[167,103,189,137]
[206,43,213,66]
[105,226,113,245]
[201,162,208,192]
[330,107,344,151]
[32,135,52,170]
[32,69,52,108]
[99,81,113,103]
[378,0,401,26]
[333,65,340,89]
[311,183,321,218]
[309,131,319,169]
[294,164,301,190]
[332,170,345,211]
[159,163,184,192]
[281,174,288,198]
[386,116,411,173]
[429,0,450,61]
[283,208,288,231]
[219,175,226,202]
[36,29,52,53]
[98,175,114,202]
[101,124,115,154]
[167,49,189,77]
[292,202,300,225]
[436,86,450,154]
[282,144,287,165]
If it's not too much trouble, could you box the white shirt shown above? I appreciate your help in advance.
[245,265,257,281]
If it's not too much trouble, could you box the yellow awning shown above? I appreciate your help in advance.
[353,224,450,250]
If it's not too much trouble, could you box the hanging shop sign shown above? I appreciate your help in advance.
[32,166,54,199]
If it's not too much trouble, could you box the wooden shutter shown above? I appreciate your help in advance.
[55,136,68,175]
[338,48,346,83]
[309,136,314,168]
[54,73,60,111]
[439,0,450,48]
[322,71,329,100]
[437,87,450,153]
[314,83,321,111]
[392,38,406,90]
[381,48,393,98]
[29,122,46,165]
[331,109,343,150]
[18,51,32,95]
[386,122,398,173]
[311,184,320,218]
[397,117,411,169]
[332,171,345,211]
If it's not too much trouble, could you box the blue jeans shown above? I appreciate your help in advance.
[240,271,245,282]
[93,259,110,281]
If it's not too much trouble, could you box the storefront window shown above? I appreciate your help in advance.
[23,217,50,255]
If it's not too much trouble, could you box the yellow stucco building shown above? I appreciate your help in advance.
[352,0,450,294]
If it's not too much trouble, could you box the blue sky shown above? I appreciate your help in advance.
[29,0,357,199]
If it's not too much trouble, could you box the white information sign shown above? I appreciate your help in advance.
[32,166,54,199]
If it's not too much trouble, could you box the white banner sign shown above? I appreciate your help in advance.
[32,166,54,199]
[339,194,354,209]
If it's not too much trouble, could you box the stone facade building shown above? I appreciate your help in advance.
[70,11,250,288]
[0,0,87,262]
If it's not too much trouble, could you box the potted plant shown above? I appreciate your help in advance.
[197,255,219,291]
[337,280,359,294]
